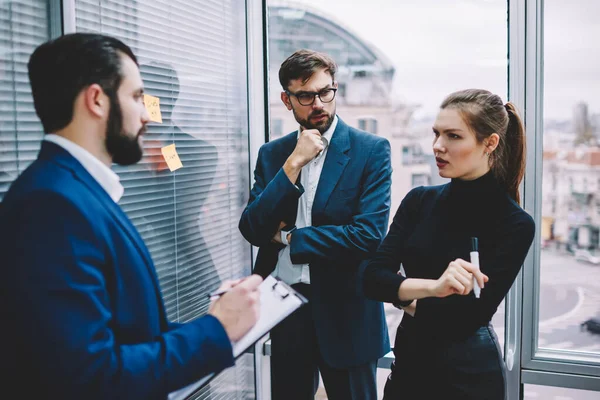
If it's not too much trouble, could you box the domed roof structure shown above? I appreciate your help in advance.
[268,1,395,79]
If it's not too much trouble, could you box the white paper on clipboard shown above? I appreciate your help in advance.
[168,275,307,400]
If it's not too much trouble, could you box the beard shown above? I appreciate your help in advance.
[293,106,335,134]
[105,95,145,166]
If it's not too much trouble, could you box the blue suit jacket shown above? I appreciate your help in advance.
[239,118,391,368]
[0,142,233,399]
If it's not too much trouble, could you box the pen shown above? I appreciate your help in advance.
[470,237,481,298]
[206,276,249,300]
[206,288,229,300]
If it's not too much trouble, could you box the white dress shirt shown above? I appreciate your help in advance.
[44,134,124,203]
[273,115,338,285]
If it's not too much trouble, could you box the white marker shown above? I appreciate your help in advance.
[470,237,481,298]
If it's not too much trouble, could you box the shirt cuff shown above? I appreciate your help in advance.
[392,278,415,308]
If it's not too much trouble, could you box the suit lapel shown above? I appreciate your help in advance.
[41,143,164,305]
[312,119,351,213]
[79,172,159,282]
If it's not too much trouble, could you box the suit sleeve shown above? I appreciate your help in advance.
[239,145,304,247]
[289,138,392,265]
[5,193,234,399]
[362,187,423,303]
[414,212,535,327]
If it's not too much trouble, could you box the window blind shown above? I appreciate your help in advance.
[75,0,255,398]
[0,0,49,200]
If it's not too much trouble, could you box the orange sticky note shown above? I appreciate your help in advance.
[161,144,183,172]
[143,94,163,123]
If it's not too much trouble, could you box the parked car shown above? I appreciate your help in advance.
[581,318,600,334]
[574,249,600,265]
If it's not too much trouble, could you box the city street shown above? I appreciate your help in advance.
[536,249,600,353]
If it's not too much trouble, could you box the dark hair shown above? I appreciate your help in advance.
[139,61,179,119]
[440,89,526,204]
[278,49,337,90]
[139,61,180,98]
[27,33,138,133]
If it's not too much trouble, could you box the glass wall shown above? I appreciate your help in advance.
[72,1,255,398]
[266,0,508,397]
[516,0,600,395]
[1,0,257,398]
[0,0,50,198]
[537,0,600,360]
[4,0,600,398]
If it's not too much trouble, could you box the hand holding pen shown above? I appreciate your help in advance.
[207,276,248,300]
[433,258,488,298]
[207,274,263,342]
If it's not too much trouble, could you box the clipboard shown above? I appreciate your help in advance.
[168,275,307,400]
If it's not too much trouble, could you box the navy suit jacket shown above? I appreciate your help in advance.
[239,118,391,368]
[0,142,233,399]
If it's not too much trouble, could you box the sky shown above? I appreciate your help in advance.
[275,0,600,121]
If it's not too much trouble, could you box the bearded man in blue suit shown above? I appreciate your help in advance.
[0,33,262,399]
[239,50,392,400]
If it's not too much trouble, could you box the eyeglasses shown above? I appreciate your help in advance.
[285,88,337,106]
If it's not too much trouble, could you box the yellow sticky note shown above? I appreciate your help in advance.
[161,144,183,172]
[143,94,163,123]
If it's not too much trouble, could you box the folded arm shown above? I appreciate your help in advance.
[362,187,423,302]
[414,214,535,326]
[289,139,392,265]
[239,146,304,247]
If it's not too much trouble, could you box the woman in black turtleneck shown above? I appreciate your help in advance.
[364,89,535,400]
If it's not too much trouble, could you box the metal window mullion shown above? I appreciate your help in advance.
[246,0,269,398]
[61,0,76,33]
[521,370,600,392]
[505,0,528,398]
[48,0,62,38]
[246,0,267,267]
[520,0,600,384]
[520,0,545,376]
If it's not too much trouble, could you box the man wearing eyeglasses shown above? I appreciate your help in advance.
[239,49,392,400]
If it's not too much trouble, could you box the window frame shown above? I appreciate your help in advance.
[515,0,600,394]
[245,0,270,396]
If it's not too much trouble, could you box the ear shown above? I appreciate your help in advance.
[281,91,293,111]
[485,133,500,154]
[82,83,109,119]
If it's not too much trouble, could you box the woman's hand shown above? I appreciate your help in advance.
[432,258,488,298]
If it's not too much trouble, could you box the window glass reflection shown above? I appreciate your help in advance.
[267,0,508,397]
[540,0,600,358]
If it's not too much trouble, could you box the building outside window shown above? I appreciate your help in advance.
[357,117,378,134]
[411,173,429,187]
[3,0,600,398]
[267,0,508,397]
[270,118,284,139]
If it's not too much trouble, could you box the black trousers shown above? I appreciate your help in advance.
[383,324,507,400]
[270,283,378,400]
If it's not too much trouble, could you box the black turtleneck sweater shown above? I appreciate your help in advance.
[363,172,535,340]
